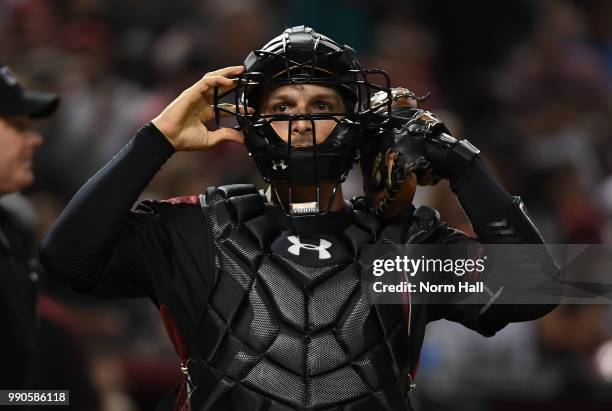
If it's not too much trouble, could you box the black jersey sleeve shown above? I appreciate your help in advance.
[427,158,560,336]
[424,226,495,335]
[40,123,176,301]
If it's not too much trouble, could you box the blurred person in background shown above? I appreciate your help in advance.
[0,64,100,410]
[0,63,58,390]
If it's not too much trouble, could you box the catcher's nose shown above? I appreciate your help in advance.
[291,118,313,135]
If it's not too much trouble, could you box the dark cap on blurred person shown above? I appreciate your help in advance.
[0,64,59,118]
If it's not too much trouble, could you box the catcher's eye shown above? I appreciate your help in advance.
[272,103,291,113]
[313,101,333,112]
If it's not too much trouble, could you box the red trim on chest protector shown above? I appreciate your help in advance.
[159,305,190,411]
[163,196,199,205]
[159,304,188,361]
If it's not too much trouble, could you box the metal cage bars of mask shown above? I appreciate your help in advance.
[212,68,394,130]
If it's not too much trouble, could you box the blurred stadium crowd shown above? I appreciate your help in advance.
[1,0,611,410]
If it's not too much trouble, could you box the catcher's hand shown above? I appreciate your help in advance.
[360,87,452,218]
[151,66,252,151]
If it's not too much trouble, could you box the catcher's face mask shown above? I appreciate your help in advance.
[214,25,392,216]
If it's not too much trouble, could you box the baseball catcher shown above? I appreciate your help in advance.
[41,26,560,410]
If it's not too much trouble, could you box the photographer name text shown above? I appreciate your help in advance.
[372,281,484,293]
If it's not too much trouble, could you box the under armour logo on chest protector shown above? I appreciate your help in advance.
[287,235,332,260]
[271,231,351,267]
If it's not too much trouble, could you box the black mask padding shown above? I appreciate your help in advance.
[245,120,363,185]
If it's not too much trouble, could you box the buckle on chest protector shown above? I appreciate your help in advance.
[408,374,416,391]
[290,201,319,215]
[181,359,196,390]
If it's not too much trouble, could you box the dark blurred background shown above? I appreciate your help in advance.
[1,0,611,410]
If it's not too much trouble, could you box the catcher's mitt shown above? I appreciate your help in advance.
[359,87,449,219]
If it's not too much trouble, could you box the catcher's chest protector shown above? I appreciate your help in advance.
[187,185,435,411]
